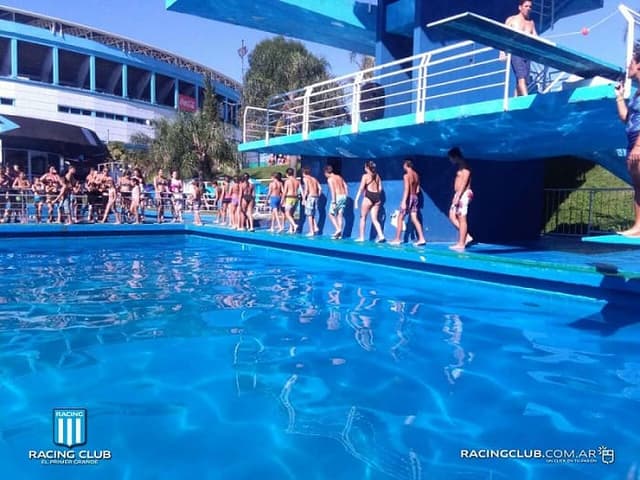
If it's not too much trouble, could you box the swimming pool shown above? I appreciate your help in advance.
[0,235,637,480]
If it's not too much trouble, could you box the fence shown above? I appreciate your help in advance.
[542,187,635,235]
[243,37,582,145]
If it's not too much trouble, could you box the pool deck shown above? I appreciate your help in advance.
[1,221,639,301]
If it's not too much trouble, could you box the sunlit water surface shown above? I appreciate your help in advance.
[0,236,638,480]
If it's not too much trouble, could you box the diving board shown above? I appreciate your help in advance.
[582,234,640,246]
[427,12,624,81]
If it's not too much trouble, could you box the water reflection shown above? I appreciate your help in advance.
[0,239,636,480]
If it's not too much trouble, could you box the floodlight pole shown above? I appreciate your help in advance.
[238,39,248,82]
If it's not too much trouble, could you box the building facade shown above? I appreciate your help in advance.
[0,5,241,175]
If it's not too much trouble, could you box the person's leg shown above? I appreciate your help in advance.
[335,210,344,238]
[247,201,255,231]
[370,203,384,241]
[390,210,406,243]
[619,164,640,235]
[358,199,372,241]
[328,213,338,233]
[449,213,467,250]
[448,207,460,230]
[516,78,528,96]
[410,212,426,245]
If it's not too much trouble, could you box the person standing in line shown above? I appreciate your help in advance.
[354,161,385,243]
[192,180,203,226]
[502,0,537,96]
[302,167,321,236]
[266,172,284,232]
[447,147,474,251]
[130,178,142,224]
[282,167,301,234]
[390,159,426,246]
[324,165,348,239]
[616,43,640,236]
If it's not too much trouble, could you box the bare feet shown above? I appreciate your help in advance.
[449,244,465,251]
[465,234,474,245]
[413,241,426,247]
[355,237,365,242]
[389,240,402,245]
[617,226,640,237]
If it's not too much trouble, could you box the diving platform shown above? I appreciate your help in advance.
[241,19,628,180]
[426,12,623,81]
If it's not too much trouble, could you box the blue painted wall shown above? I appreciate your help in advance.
[353,1,546,243]
[297,154,544,243]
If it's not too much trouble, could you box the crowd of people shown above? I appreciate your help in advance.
[220,150,474,251]
[0,148,475,250]
[0,164,197,226]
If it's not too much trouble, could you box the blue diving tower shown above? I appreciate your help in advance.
[168,0,632,244]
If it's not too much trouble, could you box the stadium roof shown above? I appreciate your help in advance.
[0,4,241,92]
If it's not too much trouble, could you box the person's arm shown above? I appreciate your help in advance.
[401,174,410,207]
[354,175,366,208]
[53,185,66,203]
[616,84,628,123]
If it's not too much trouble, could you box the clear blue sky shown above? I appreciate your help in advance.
[0,0,630,82]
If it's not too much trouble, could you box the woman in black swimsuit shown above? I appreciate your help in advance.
[354,161,385,242]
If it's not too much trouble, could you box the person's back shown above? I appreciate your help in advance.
[329,173,347,197]
[405,167,420,195]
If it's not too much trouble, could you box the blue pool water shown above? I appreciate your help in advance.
[0,235,638,480]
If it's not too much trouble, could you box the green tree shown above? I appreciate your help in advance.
[243,36,347,135]
[243,36,332,109]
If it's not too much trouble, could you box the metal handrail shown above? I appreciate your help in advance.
[242,5,632,145]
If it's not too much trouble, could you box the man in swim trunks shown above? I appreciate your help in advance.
[503,0,537,96]
[267,172,284,232]
[324,165,348,239]
[447,147,474,251]
[282,167,301,233]
[302,167,321,236]
[391,159,426,246]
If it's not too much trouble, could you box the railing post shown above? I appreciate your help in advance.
[619,5,636,96]
[587,190,595,235]
[302,86,312,140]
[351,72,363,134]
[242,106,247,144]
[265,109,270,145]
[416,54,430,124]
[503,53,511,111]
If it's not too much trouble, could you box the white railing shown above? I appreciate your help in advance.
[242,33,613,144]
